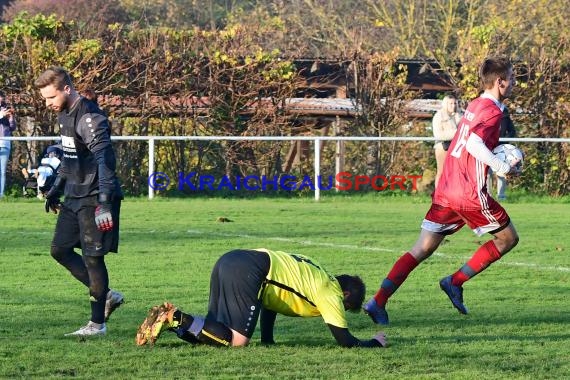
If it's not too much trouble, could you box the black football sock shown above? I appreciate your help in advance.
[192,317,233,347]
[84,256,109,324]
[173,310,193,330]
[172,310,199,343]
[175,314,232,347]
[177,330,200,344]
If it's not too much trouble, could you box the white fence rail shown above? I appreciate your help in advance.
[5,136,570,200]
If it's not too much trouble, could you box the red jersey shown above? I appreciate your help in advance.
[433,94,504,210]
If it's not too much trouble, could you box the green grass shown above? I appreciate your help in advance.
[1,195,569,379]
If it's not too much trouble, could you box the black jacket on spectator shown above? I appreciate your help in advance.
[500,107,516,138]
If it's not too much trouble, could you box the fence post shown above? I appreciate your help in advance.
[314,137,321,201]
[148,137,155,199]
[334,117,344,192]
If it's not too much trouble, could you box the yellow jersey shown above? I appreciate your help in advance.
[254,248,347,328]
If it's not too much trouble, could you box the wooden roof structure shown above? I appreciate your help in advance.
[97,58,453,120]
[99,95,442,120]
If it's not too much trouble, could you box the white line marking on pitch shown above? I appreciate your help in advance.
[5,229,567,273]
[185,229,396,252]
[184,229,570,273]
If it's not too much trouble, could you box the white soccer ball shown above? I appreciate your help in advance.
[492,143,524,176]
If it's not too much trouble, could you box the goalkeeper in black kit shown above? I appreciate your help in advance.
[35,67,124,337]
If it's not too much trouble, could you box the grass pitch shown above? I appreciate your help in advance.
[0,194,569,379]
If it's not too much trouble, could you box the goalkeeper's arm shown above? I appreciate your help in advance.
[327,324,387,348]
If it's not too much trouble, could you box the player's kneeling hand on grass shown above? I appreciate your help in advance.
[373,331,387,347]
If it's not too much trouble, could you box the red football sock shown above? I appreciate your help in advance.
[374,252,419,306]
[451,240,501,286]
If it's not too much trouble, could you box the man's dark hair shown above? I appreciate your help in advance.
[34,67,74,90]
[479,55,512,89]
[335,274,365,312]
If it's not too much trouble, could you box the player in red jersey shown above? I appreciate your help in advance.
[363,56,521,324]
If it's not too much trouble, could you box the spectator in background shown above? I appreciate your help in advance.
[489,107,517,200]
[21,144,64,198]
[0,90,17,198]
[432,95,462,188]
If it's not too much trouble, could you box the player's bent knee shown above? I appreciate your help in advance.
[50,245,73,262]
[503,228,519,252]
[230,330,250,347]
[83,255,108,299]
[510,233,519,249]
[83,254,104,268]
[494,223,519,254]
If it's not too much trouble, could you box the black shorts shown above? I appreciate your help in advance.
[206,249,270,338]
[52,195,121,256]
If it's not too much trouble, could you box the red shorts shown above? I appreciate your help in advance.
[422,198,510,237]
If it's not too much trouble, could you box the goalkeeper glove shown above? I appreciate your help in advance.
[95,193,113,232]
[44,176,64,214]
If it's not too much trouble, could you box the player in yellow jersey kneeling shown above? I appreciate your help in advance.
[136,248,386,348]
